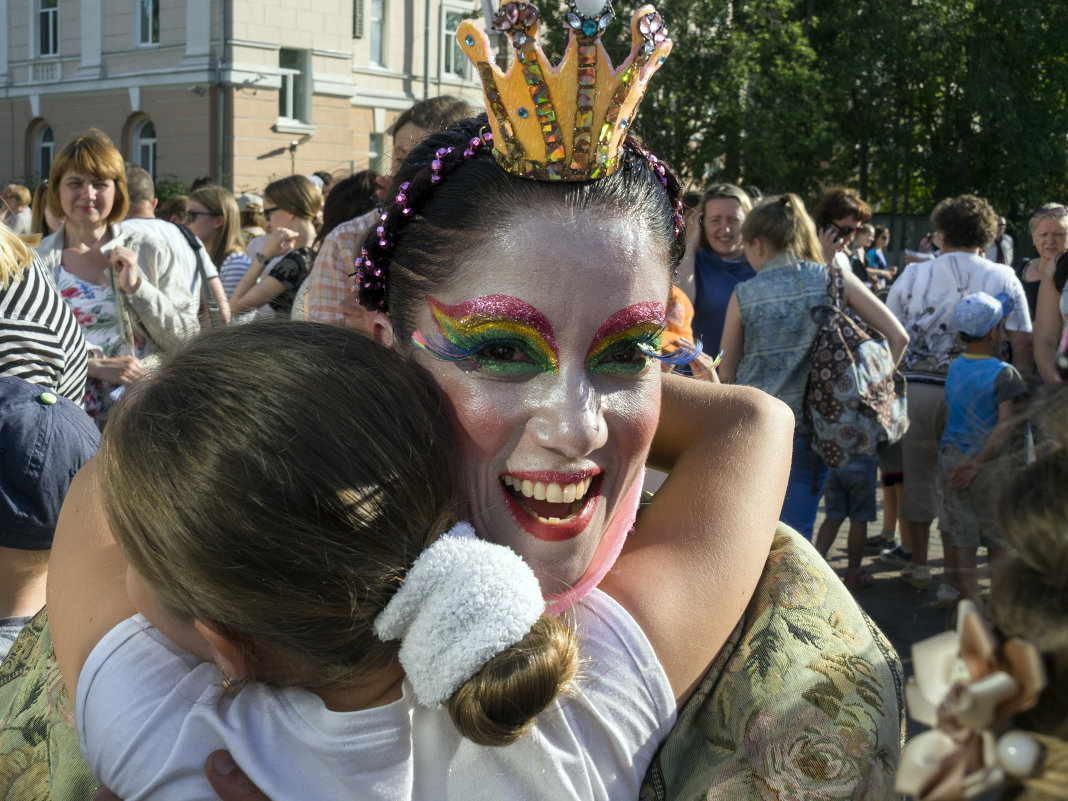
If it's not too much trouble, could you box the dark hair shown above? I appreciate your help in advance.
[1054,250,1068,295]
[811,186,872,228]
[930,194,998,250]
[190,176,217,192]
[314,170,380,248]
[100,321,576,746]
[30,181,55,236]
[156,195,188,223]
[125,163,155,205]
[389,96,476,137]
[357,115,684,345]
[264,174,322,222]
[873,226,888,242]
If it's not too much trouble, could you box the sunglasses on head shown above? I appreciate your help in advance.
[1032,205,1067,219]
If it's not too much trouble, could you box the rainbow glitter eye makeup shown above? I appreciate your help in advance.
[412,295,559,377]
[586,302,667,375]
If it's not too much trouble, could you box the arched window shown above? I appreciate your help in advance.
[34,125,54,182]
[133,119,157,177]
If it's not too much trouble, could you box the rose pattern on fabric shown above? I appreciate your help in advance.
[640,524,904,801]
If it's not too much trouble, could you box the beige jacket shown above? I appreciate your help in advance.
[36,222,200,355]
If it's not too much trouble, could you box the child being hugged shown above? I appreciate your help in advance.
[939,292,1028,608]
[48,322,682,801]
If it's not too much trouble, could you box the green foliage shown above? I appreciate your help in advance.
[524,0,1068,245]
[154,176,189,204]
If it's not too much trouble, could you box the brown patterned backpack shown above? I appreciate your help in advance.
[801,262,908,468]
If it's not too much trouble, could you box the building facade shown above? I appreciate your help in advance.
[0,0,487,193]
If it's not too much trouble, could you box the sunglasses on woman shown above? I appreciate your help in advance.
[186,210,216,222]
[1032,205,1067,218]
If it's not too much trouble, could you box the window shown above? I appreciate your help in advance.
[38,0,59,57]
[133,119,157,177]
[278,49,310,124]
[370,0,385,65]
[35,125,54,183]
[442,10,468,79]
[369,132,385,173]
[139,0,159,45]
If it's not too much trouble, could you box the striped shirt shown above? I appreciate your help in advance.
[0,257,88,403]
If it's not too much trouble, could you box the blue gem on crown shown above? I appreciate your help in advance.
[566,0,615,38]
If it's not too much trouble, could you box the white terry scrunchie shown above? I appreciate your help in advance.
[373,521,546,707]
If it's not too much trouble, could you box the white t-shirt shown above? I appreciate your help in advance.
[886,251,1031,379]
[77,589,675,801]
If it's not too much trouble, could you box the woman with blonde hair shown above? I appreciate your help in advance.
[230,175,321,319]
[1027,203,1068,384]
[34,129,198,422]
[719,194,908,540]
[0,225,87,400]
[185,186,252,302]
[676,183,755,356]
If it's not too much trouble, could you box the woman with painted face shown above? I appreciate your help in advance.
[676,183,755,357]
[11,5,902,800]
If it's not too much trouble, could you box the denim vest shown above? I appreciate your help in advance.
[735,254,828,420]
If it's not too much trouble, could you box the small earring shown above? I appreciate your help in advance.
[221,674,235,693]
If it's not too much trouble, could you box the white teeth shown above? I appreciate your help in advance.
[506,475,597,502]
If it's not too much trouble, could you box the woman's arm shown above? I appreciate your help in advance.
[842,269,909,364]
[230,229,296,315]
[111,243,201,348]
[1032,266,1063,385]
[716,292,743,383]
[48,459,136,700]
[601,376,794,704]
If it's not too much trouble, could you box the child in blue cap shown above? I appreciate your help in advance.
[0,376,98,658]
[938,292,1027,609]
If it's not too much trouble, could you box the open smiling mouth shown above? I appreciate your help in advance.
[500,472,602,542]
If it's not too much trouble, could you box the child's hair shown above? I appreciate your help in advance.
[740,193,823,262]
[98,321,576,746]
[990,386,1068,758]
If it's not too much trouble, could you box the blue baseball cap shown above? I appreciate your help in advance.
[0,377,99,550]
[953,292,1013,339]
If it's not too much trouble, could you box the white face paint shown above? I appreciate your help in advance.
[408,209,670,595]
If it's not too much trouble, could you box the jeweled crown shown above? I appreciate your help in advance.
[458,1,671,181]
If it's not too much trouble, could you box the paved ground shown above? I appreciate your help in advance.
[815,496,992,736]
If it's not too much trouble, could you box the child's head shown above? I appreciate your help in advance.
[740,193,823,266]
[98,322,576,746]
[990,386,1068,761]
[953,291,1010,347]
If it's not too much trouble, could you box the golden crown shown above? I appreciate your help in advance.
[458,1,671,181]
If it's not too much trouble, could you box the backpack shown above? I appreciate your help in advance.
[801,262,908,467]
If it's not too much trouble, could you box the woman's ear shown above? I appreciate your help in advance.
[194,620,249,681]
[371,311,395,349]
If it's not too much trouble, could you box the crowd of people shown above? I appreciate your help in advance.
[1,2,1067,799]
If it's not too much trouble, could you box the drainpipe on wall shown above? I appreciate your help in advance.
[424,0,430,98]
[216,0,229,186]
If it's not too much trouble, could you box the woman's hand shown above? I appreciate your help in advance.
[259,228,298,261]
[205,751,274,801]
[108,245,141,294]
[818,225,839,264]
[88,355,145,385]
